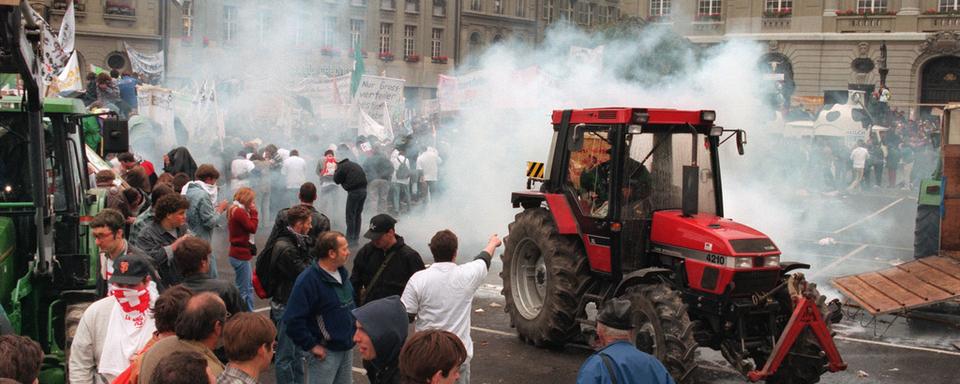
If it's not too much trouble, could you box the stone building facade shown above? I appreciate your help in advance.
[459,0,537,64]
[619,0,960,111]
[164,0,457,101]
[32,0,162,75]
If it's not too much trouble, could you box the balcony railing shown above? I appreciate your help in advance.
[692,21,723,32]
[761,17,791,29]
[919,14,960,32]
[837,15,894,32]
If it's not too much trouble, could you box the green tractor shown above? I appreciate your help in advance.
[0,2,115,382]
[914,104,959,259]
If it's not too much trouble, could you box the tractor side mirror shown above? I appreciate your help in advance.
[736,130,746,156]
[682,165,700,217]
[568,123,585,151]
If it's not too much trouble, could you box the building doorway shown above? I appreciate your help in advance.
[920,55,960,105]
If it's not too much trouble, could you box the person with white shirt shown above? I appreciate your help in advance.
[281,150,308,209]
[416,146,442,203]
[847,140,869,192]
[230,151,256,191]
[401,231,502,384]
[390,149,412,214]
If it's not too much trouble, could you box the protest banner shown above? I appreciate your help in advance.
[124,42,165,78]
[354,74,405,122]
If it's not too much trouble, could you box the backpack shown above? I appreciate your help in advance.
[395,158,411,180]
[253,240,279,299]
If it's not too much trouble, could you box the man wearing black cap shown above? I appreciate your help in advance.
[69,255,158,384]
[576,298,674,384]
[351,214,425,306]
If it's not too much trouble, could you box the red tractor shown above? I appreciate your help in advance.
[502,108,847,383]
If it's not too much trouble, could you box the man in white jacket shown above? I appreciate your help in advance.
[69,254,157,384]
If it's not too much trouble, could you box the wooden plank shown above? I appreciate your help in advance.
[832,276,902,315]
[857,272,927,307]
[897,261,960,295]
[878,268,954,302]
[919,257,960,279]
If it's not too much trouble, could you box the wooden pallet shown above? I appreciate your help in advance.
[831,256,960,316]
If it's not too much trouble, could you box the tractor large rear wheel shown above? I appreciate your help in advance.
[501,208,585,347]
[914,204,940,259]
[621,283,698,383]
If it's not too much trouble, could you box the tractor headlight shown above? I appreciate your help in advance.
[764,255,780,267]
[734,257,753,268]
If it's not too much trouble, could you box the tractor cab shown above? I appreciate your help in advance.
[534,108,738,279]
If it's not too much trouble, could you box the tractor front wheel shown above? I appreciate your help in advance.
[501,208,585,347]
[622,283,698,383]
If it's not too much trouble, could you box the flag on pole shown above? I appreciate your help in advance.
[58,1,75,53]
[89,64,106,75]
[381,102,394,143]
[350,40,365,96]
[56,51,82,92]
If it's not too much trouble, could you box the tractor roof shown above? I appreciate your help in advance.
[551,107,715,126]
[0,95,87,114]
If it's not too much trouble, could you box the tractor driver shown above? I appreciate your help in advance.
[621,161,653,220]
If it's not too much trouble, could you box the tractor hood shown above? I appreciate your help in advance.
[649,210,779,257]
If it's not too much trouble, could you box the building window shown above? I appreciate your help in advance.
[431,28,442,57]
[351,20,365,50]
[434,0,446,16]
[382,0,395,10]
[650,0,670,16]
[544,0,554,22]
[223,6,237,43]
[471,0,481,11]
[941,0,960,11]
[404,26,416,57]
[256,11,272,44]
[857,0,886,12]
[406,0,419,12]
[560,0,574,20]
[321,17,336,47]
[698,0,721,16]
[588,3,596,25]
[578,2,587,24]
[764,0,791,12]
[598,5,608,24]
[516,0,525,17]
[380,23,392,54]
[494,0,503,14]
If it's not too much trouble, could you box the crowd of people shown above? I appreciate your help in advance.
[0,131,673,384]
[770,110,941,195]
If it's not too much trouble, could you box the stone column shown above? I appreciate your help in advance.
[823,0,839,16]
[899,0,920,15]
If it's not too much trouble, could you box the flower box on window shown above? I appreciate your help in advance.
[321,46,341,56]
[694,13,721,22]
[763,8,792,18]
[923,8,960,16]
[404,54,420,63]
[379,52,395,61]
[431,55,448,64]
[105,0,135,16]
[836,9,896,17]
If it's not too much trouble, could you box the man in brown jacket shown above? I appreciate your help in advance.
[137,292,228,383]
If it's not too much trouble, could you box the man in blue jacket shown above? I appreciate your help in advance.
[576,298,675,384]
[283,231,356,384]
